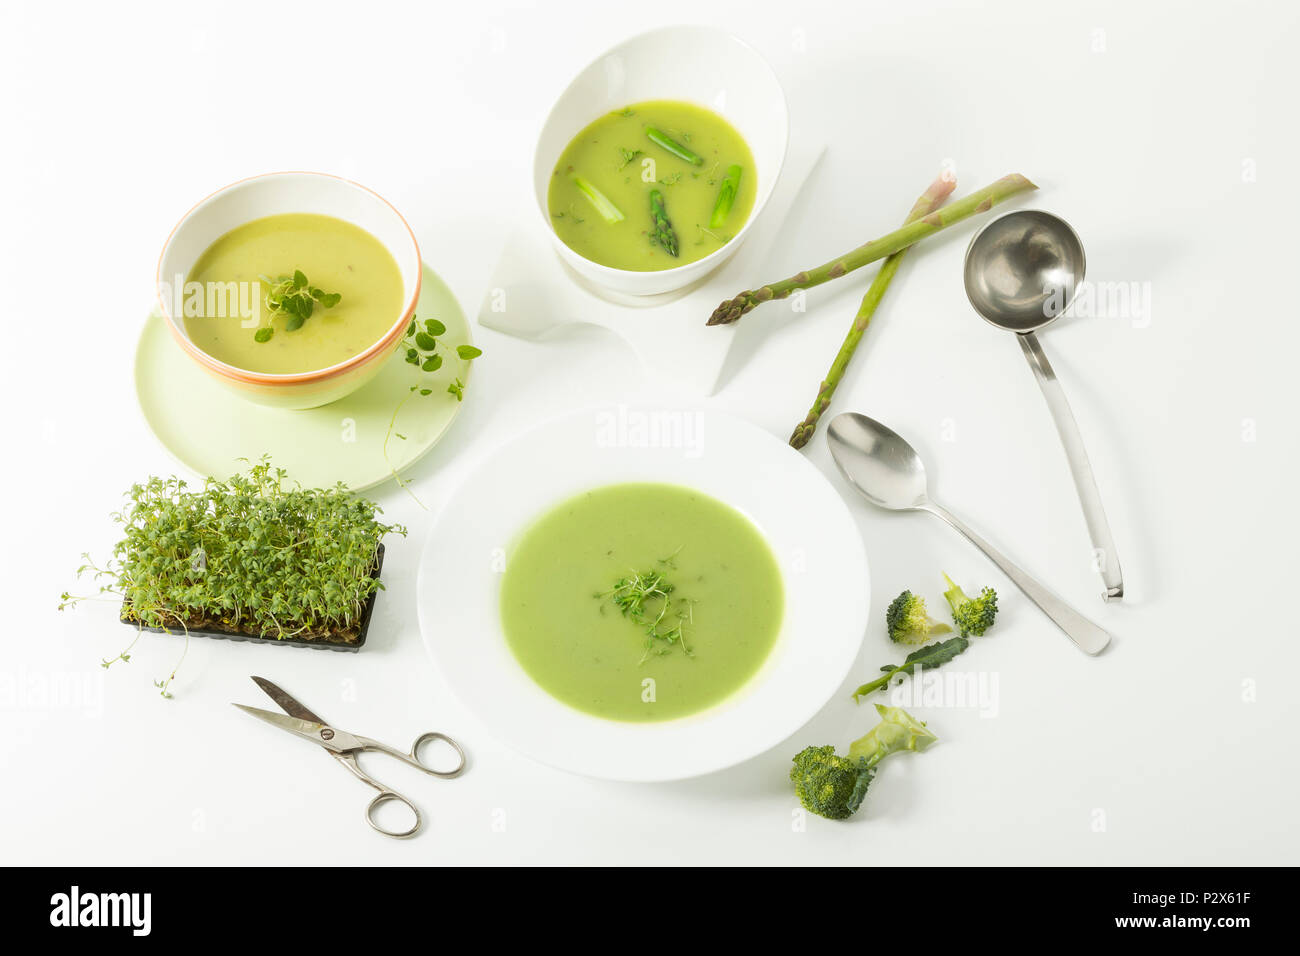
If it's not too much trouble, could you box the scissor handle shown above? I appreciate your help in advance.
[365,791,422,839]
[409,732,468,778]
[353,732,467,779]
[333,733,467,838]
[330,751,423,839]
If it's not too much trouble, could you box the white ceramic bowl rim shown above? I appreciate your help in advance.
[156,170,422,384]
[416,407,870,781]
[533,24,789,283]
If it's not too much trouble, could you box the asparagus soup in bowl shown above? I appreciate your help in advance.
[546,99,760,273]
[500,482,785,722]
[417,408,869,782]
[157,172,422,409]
[534,26,788,296]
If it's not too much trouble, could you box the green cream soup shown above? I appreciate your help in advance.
[547,100,758,271]
[500,483,784,722]
[184,213,403,375]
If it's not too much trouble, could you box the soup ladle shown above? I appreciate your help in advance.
[963,210,1123,602]
[827,412,1111,655]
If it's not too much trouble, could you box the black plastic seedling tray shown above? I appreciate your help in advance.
[118,545,385,653]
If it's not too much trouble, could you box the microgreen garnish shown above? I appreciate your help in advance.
[58,458,404,697]
[254,270,342,340]
[404,316,449,370]
[618,147,642,170]
[396,317,481,382]
[382,316,483,506]
[597,552,696,663]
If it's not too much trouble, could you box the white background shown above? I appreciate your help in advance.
[2,0,1297,865]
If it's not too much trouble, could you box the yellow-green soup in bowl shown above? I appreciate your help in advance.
[500,483,784,722]
[184,213,404,376]
[547,100,758,272]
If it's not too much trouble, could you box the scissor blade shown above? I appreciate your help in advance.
[251,675,327,724]
[232,703,349,753]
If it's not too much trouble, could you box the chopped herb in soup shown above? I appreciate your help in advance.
[547,100,758,272]
[500,483,784,722]
[183,213,403,374]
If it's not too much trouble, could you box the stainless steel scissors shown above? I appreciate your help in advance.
[234,676,466,838]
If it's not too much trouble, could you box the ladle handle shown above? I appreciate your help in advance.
[924,502,1111,655]
[1018,332,1124,601]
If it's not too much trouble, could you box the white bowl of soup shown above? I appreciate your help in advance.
[416,408,871,781]
[157,172,422,409]
[534,26,789,296]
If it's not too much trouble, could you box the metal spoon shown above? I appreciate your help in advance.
[827,411,1111,655]
[964,210,1124,602]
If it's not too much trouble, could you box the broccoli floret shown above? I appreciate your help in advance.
[885,589,952,644]
[791,706,938,821]
[790,745,875,820]
[942,573,998,637]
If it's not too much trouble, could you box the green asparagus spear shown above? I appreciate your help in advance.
[649,189,679,257]
[709,164,743,229]
[646,127,703,165]
[707,173,1037,325]
[789,174,954,449]
[573,175,624,224]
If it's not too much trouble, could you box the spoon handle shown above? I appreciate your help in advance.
[924,502,1111,655]
[1018,332,1125,602]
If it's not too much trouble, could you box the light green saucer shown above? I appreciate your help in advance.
[135,265,474,492]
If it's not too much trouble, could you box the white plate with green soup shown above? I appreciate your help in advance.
[417,408,868,781]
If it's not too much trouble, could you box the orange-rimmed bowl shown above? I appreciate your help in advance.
[156,171,422,409]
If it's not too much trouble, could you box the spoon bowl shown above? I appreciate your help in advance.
[961,210,1123,601]
[827,411,1111,655]
[826,412,930,510]
[963,210,1085,333]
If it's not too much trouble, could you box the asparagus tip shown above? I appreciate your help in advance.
[707,305,737,326]
[926,175,958,202]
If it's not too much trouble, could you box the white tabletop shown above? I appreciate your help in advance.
[2,0,1296,865]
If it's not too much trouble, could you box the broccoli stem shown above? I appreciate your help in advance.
[573,176,624,224]
[708,164,743,229]
[789,174,955,449]
[708,173,1038,325]
[646,127,703,165]
[848,705,939,762]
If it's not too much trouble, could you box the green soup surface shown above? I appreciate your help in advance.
[184,213,404,374]
[547,100,758,271]
[500,483,784,722]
